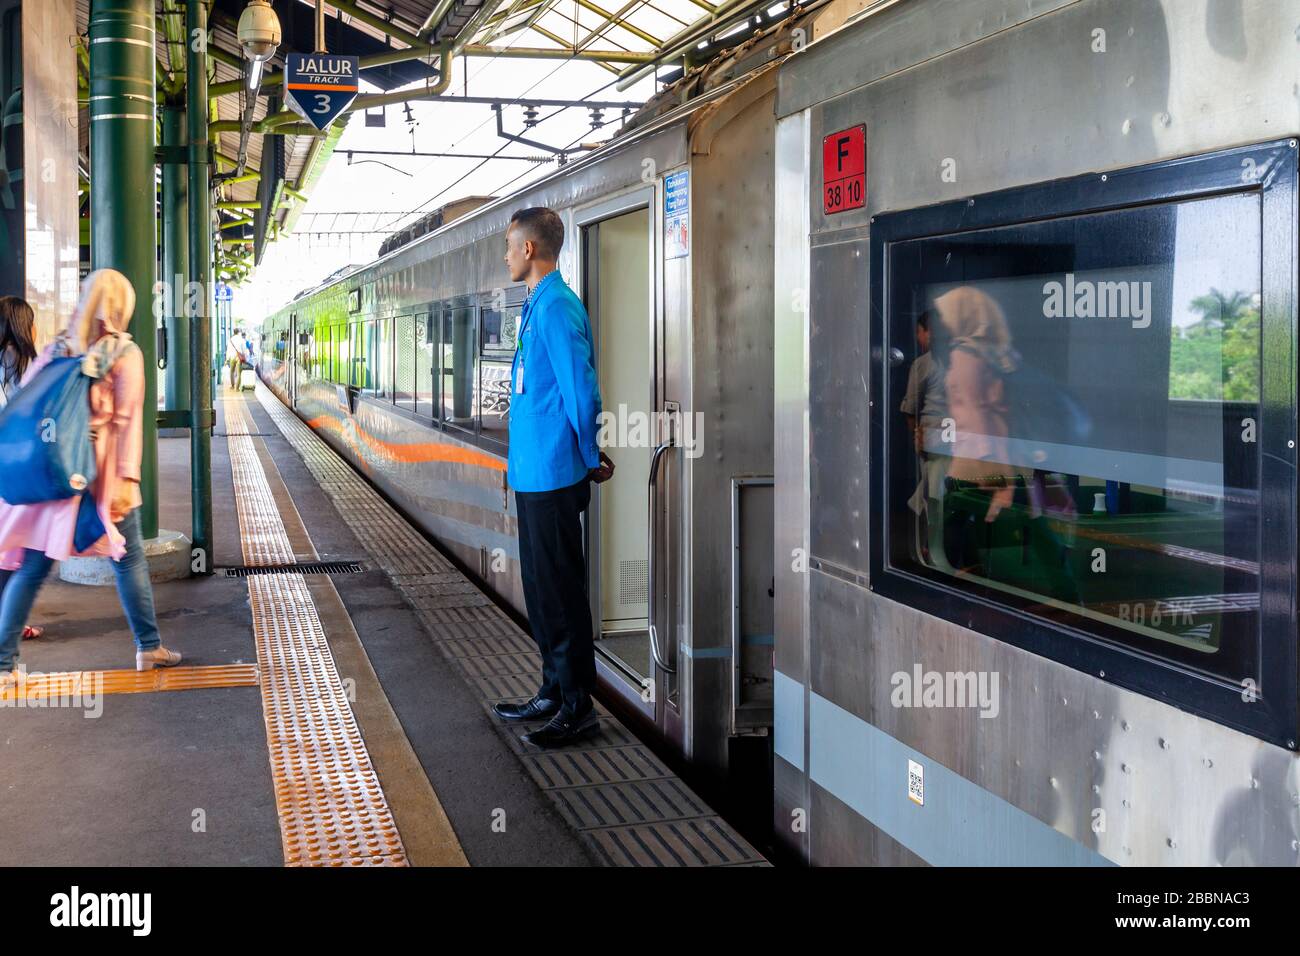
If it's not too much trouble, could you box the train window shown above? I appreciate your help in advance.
[297,330,311,375]
[394,314,417,411]
[349,320,385,396]
[481,292,523,355]
[478,357,511,447]
[349,323,366,390]
[478,291,521,448]
[441,300,477,433]
[319,325,332,381]
[870,140,1297,745]
[331,324,348,384]
[373,317,391,399]
[417,311,437,419]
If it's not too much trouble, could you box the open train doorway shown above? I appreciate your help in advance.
[581,202,657,712]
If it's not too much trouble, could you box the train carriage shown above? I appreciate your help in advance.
[772,0,1298,865]
[260,0,1300,866]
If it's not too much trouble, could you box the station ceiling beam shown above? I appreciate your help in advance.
[615,0,772,88]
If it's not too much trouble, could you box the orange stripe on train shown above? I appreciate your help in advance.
[305,415,507,471]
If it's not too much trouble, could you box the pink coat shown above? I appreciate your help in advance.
[0,338,145,567]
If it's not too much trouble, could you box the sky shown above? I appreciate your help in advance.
[234,43,661,326]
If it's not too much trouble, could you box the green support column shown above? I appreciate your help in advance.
[187,0,213,573]
[162,105,190,413]
[89,0,158,540]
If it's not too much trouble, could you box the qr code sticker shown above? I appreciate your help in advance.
[908,759,924,806]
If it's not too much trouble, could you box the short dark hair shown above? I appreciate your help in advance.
[916,310,931,331]
[509,207,564,260]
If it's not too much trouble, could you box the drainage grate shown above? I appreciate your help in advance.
[224,561,364,577]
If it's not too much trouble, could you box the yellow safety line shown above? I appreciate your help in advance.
[225,395,408,867]
[0,664,258,702]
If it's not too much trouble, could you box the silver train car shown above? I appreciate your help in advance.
[260,18,804,804]
[773,0,1299,865]
[260,0,1299,865]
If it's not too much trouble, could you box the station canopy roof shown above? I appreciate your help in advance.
[74,0,793,281]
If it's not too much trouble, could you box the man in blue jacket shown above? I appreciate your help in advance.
[493,207,614,747]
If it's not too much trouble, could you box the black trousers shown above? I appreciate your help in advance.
[515,478,595,716]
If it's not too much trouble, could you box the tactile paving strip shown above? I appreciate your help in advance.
[255,386,768,867]
[0,664,258,702]
[225,396,408,867]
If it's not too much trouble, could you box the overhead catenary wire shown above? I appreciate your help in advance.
[397,69,632,223]
[392,1,671,224]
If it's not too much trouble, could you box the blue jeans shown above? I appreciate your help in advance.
[0,509,161,670]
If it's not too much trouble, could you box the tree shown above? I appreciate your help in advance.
[1170,289,1259,401]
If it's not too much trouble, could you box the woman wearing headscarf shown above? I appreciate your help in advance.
[0,295,45,642]
[0,270,180,689]
[932,286,1022,522]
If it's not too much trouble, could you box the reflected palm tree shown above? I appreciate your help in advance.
[1187,287,1252,330]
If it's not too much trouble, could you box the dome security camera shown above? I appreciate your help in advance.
[237,0,282,63]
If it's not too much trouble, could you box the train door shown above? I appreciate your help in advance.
[288,313,297,406]
[580,197,666,723]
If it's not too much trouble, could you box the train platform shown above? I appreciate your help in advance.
[0,385,765,868]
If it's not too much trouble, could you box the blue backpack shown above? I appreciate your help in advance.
[0,334,135,550]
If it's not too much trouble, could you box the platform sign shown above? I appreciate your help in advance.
[664,170,689,259]
[285,53,360,131]
[822,125,866,215]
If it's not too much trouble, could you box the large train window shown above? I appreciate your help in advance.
[870,140,1297,746]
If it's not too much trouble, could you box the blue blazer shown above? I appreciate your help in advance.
[507,270,603,492]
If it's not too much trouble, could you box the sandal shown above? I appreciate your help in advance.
[21,625,42,640]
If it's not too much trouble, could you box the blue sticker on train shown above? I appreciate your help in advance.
[665,170,689,260]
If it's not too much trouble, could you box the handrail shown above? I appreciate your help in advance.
[647,439,676,674]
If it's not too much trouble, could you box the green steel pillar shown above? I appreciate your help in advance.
[187,0,213,573]
[162,105,190,412]
[89,0,158,540]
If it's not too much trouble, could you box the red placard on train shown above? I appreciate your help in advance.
[822,125,866,215]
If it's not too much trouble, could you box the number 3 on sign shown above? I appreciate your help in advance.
[314,94,331,114]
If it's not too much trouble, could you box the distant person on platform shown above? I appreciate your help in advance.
[492,206,614,748]
[226,327,247,389]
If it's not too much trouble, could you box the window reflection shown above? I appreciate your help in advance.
[395,314,416,411]
[416,312,436,418]
[891,192,1261,681]
[478,297,520,446]
[441,304,475,430]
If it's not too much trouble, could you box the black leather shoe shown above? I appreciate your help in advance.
[521,708,600,748]
[493,696,561,722]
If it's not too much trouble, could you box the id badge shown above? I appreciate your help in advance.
[514,359,525,394]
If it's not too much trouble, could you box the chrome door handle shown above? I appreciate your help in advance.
[647,439,676,674]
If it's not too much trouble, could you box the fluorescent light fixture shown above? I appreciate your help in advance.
[248,57,264,90]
